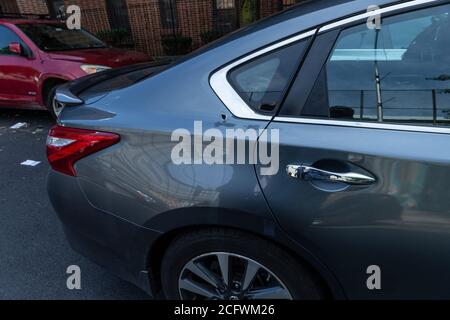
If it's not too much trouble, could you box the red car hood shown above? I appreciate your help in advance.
[47,48,151,67]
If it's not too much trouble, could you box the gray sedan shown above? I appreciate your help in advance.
[47,0,450,299]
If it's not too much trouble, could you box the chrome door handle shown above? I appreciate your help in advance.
[286,165,375,185]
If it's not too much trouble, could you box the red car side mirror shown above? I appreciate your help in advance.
[8,42,22,55]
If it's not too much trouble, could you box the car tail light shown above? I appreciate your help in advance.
[46,125,120,177]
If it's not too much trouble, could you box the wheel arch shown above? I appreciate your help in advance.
[40,77,69,106]
[143,207,346,299]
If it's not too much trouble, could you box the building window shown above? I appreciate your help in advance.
[46,0,65,19]
[106,0,132,31]
[216,0,235,9]
[214,0,237,33]
[159,0,178,29]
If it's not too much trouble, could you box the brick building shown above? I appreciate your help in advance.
[1,0,302,56]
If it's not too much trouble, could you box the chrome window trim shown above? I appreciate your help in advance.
[274,0,447,134]
[319,0,439,32]
[210,29,317,121]
[272,117,450,134]
[210,0,447,134]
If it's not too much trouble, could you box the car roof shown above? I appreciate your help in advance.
[179,0,398,64]
[0,17,60,25]
[217,0,397,43]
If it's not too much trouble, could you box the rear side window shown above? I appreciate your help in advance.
[303,4,450,126]
[228,40,308,114]
[0,26,24,56]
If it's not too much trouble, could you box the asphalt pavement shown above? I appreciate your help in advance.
[0,108,149,299]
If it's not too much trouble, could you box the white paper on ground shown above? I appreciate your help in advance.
[21,160,41,167]
[10,122,28,129]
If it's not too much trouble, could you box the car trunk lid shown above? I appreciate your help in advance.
[54,60,172,107]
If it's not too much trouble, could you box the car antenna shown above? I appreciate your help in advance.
[374,26,384,123]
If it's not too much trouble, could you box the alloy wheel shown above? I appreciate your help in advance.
[178,252,293,300]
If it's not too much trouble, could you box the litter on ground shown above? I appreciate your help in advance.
[10,122,28,130]
[20,160,41,167]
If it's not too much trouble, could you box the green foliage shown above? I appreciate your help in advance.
[240,0,259,27]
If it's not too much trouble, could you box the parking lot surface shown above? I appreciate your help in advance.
[0,109,149,299]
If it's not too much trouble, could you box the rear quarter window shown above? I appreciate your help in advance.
[227,40,309,115]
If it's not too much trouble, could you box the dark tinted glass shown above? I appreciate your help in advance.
[228,40,308,114]
[17,24,106,52]
[304,4,450,126]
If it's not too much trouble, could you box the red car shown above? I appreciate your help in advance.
[0,15,151,117]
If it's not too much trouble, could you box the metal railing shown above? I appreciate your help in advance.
[329,89,450,125]
[240,88,450,125]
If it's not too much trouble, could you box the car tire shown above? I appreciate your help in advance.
[45,85,64,119]
[161,228,325,300]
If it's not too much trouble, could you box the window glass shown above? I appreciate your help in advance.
[304,4,450,126]
[0,26,23,55]
[17,23,106,52]
[228,40,308,113]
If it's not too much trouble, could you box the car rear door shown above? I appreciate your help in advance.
[257,1,450,299]
[0,25,40,108]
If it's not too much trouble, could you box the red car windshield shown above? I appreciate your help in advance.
[17,23,107,52]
